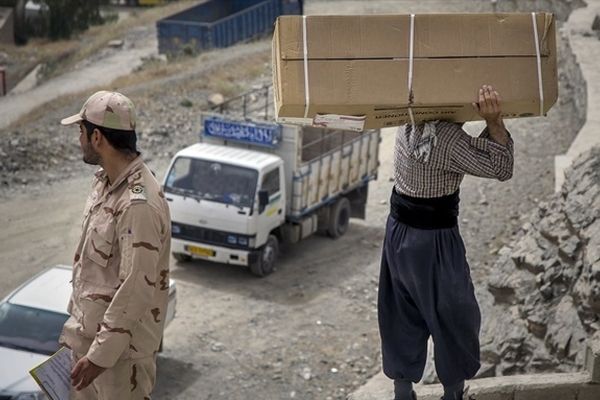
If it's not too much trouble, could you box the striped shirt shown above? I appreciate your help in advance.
[394,121,514,198]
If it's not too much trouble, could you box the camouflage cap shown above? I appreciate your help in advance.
[61,90,136,131]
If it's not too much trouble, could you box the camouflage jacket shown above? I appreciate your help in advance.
[60,156,171,368]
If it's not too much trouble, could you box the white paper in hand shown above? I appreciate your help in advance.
[29,346,72,400]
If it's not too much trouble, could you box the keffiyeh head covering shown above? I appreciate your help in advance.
[402,120,439,163]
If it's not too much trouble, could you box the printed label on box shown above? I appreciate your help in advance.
[313,114,366,132]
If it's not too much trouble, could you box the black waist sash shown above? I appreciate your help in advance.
[389,187,460,229]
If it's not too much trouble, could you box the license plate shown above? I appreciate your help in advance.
[186,245,215,258]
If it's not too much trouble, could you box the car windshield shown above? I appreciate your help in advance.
[0,302,68,355]
[164,156,258,209]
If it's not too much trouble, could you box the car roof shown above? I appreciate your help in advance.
[7,265,72,315]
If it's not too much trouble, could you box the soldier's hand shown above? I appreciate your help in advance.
[472,85,502,124]
[71,356,106,391]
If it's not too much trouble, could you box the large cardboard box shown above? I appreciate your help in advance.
[272,13,558,131]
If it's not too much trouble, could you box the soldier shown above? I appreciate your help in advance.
[59,91,171,399]
[379,85,514,400]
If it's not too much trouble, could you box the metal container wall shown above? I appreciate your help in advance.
[158,0,300,55]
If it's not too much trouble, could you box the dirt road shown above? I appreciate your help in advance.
[0,175,89,295]
[0,25,158,130]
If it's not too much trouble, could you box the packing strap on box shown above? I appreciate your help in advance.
[302,15,310,119]
[407,13,416,127]
[532,12,544,116]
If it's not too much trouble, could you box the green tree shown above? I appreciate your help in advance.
[33,0,107,40]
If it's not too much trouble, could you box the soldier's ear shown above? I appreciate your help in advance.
[90,128,103,148]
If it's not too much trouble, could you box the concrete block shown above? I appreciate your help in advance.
[499,373,587,400]
[350,371,592,400]
[514,386,577,400]
[9,64,41,95]
[471,394,513,400]
[465,388,513,400]
[347,372,393,400]
[577,383,600,400]
[585,334,600,383]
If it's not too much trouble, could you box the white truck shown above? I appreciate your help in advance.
[163,87,381,276]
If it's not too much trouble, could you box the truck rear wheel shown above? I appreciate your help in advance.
[173,252,192,263]
[249,235,279,277]
[328,197,351,238]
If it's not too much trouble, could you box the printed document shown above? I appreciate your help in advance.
[29,346,72,400]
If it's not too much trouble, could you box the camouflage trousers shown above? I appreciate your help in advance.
[70,352,156,400]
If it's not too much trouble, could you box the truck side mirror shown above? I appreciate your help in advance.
[258,190,269,213]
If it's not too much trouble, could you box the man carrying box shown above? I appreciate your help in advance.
[378,85,513,400]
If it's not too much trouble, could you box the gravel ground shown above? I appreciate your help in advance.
[0,0,588,399]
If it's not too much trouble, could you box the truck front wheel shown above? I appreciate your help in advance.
[249,235,279,277]
[328,197,351,238]
[173,252,192,263]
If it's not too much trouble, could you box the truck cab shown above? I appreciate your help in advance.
[165,143,285,276]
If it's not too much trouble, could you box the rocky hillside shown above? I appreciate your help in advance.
[485,146,600,375]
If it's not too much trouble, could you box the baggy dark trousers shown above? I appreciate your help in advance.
[378,215,481,386]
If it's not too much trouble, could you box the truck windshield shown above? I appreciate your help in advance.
[165,157,258,209]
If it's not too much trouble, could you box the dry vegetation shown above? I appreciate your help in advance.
[0,0,204,86]
[4,0,273,129]
[10,46,271,128]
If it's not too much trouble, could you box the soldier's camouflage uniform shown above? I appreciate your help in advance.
[60,156,171,400]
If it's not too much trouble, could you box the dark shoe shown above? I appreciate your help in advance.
[395,390,417,400]
[440,386,474,400]
[461,386,475,400]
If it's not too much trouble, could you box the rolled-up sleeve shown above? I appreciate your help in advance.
[86,203,162,368]
[447,127,514,181]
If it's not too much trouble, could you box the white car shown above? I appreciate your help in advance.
[0,265,177,400]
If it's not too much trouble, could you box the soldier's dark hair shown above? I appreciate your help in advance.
[83,120,138,155]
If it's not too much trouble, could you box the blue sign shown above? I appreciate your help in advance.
[203,115,282,148]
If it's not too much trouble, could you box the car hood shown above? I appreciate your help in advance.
[0,346,47,393]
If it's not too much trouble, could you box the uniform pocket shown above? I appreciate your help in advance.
[84,223,115,268]
[79,295,108,339]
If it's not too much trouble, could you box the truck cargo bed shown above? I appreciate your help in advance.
[291,128,379,219]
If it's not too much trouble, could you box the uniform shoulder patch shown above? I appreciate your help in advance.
[130,185,147,202]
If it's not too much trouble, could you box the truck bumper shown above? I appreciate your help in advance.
[172,238,256,267]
